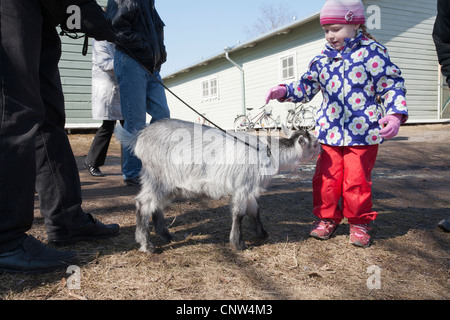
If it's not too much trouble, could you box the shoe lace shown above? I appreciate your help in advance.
[351,224,370,237]
[314,219,336,230]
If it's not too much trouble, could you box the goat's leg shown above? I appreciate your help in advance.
[135,200,157,253]
[229,196,247,250]
[247,197,268,240]
[152,208,173,243]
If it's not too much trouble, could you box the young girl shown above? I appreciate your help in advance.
[265,0,408,247]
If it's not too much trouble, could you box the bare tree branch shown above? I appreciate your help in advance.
[244,2,297,38]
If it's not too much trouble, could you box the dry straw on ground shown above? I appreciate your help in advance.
[1,124,449,300]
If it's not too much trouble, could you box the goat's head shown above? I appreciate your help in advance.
[280,124,322,164]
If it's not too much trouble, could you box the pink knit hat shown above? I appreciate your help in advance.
[320,0,366,26]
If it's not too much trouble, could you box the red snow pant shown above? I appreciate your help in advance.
[312,144,379,225]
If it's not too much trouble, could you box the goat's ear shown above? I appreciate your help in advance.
[281,123,293,139]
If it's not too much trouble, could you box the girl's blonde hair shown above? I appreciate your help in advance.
[360,24,378,42]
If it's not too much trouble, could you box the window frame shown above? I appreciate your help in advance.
[279,52,297,82]
[201,76,219,101]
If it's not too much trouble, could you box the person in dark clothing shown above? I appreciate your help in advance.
[433,0,450,233]
[0,0,120,274]
[107,0,170,186]
[434,0,450,87]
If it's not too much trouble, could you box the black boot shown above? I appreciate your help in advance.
[48,213,120,246]
[85,163,105,177]
[0,235,78,274]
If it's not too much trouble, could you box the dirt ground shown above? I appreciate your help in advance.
[0,123,449,301]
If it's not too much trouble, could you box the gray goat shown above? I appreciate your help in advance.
[115,118,321,252]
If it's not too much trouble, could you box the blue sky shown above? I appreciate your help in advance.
[157,0,326,77]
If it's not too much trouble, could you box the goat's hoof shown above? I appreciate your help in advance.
[159,232,173,243]
[139,244,157,254]
[256,229,269,240]
[234,242,248,251]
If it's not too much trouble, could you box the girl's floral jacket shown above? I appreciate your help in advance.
[280,32,408,146]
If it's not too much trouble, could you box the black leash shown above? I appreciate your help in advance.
[59,29,272,156]
[116,41,272,157]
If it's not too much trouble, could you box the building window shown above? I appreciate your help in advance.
[201,76,218,101]
[280,54,296,81]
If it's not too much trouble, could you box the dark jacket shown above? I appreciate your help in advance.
[433,0,450,87]
[106,0,166,73]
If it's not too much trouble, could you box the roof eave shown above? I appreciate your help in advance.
[162,11,320,80]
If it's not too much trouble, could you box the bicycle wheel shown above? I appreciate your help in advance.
[234,115,251,132]
[259,115,277,132]
[293,108,316,130]
[285,111,295,130]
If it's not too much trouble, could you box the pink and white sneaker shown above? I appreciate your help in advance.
[310,219,339,240]
[349,223,372,248]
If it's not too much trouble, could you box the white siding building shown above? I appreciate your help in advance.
[162,0,446,130]
[60,0,108,129]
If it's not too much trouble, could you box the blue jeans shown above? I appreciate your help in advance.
[114,50,170,180]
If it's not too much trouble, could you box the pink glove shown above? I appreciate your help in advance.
[265,85,287,104]
[379,114,403,139]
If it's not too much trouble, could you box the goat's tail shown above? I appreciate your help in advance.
[114,122,139,152]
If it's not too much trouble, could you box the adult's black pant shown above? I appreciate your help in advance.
[0,0,89,253]
[86,120,124,168]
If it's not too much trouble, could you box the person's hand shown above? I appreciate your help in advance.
[62,0,116,42]
[379,114,403,139]
[79,1,115,42]
[265,85,287,104]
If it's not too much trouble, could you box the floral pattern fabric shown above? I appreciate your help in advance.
[281,32,408,146]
